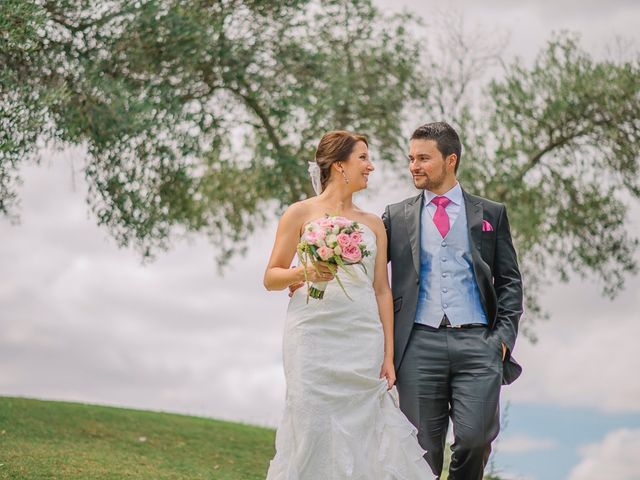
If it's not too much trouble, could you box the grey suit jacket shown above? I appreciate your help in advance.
[382,188,524,385]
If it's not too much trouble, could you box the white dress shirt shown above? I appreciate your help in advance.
[423,182,463,228]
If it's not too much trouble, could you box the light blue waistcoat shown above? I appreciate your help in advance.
[414,199,488,327]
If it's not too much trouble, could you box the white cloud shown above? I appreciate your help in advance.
[498,434,557,454]
[0,150,406,427]
[375,0,640,64]
[569,429,640,480]
[3,0,640,428]
[0,152,291,426]
[492,472,534,480]
[502,262,640,413]
[3,137,640,433]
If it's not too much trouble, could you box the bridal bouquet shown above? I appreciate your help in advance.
[297,215,372,301]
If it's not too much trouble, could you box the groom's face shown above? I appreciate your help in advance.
[408,139,450,191]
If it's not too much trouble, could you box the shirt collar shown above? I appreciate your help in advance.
[424,182,463,206]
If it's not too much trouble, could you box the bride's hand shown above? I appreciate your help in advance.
[288,266,304,297]
[301,262,335,283]
[287,264,334,297]
[379,358,396,390]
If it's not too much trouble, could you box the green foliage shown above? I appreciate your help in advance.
[1,0,418,264]
[0,396,275,479]
[2,2,639,328]
[461,34,640,334]
[1,1,54,217]
[412,24,640,332]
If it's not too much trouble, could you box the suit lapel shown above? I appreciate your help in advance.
[405,192,423,277]
[464,189,493,317]
[464,190,483,251]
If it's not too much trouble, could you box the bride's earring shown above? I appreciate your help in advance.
[340,167,350,185]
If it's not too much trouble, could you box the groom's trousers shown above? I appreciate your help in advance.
[396,322,502,480]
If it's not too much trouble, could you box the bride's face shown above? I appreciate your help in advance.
[334,141,374,192]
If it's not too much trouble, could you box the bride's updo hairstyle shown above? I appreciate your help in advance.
[314,130,368,191]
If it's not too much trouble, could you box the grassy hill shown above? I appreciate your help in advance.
[0,396,505,479]
[0,396,275,479]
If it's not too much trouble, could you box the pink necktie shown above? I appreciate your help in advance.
[431,196,451,238]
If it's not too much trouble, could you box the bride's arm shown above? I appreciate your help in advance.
[263,204,307,291]
[370,216,395,387]
[263,203,334,291]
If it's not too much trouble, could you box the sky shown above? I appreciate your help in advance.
[2,1,640,479]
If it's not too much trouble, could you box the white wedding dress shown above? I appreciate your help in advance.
[266,221,432,479]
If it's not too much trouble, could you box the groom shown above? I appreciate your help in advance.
[385,122,523,479]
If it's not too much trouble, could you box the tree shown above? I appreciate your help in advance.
[1,0,418,262]
[2,2,639,331]
[1,1,57,219]
[418,29,640,336]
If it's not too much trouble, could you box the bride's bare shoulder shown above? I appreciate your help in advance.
[358,210,386,236]
[279,199,317,227]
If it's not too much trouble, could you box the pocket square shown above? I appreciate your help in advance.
[482,219,494,232]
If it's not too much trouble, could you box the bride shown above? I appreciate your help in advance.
[263,131,432,479]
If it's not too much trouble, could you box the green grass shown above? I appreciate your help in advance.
[0,396,275,479]
[0,396,505,479]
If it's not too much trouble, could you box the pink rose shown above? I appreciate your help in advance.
[349,231,362,245]
[302,223,327,245]
[318,218,334,229]
[342,244,362,263]
[316,246,334,261]
[336,233,352,248]
[303,229,321,245]
[334,216,352,228]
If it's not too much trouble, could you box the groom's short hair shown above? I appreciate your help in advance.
[411,122,462,173]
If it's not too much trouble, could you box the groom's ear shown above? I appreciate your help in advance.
[446,153,458,171]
